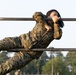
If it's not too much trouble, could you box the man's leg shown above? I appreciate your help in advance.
[0,51,35,75]
[0,37,22,51]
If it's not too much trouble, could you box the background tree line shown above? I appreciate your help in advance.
[0,48,76,75]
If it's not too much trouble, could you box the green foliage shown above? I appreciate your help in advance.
[20,51,49,74]
[42,57,69,75]
[55,51,63,57]
[0,50,72,75]
[65,51,76,75]
[40,51,49,61]
[21,59,37,74]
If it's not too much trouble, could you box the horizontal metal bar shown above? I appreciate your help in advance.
[0,17,76,21]
[0,17,34,21]
[62,18,76,21]
[3,48,76,52]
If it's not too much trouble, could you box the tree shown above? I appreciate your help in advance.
[19,51,49,74]
[42,57,69,75]
[65,51,76,75]
[36,51,49,74]
[48,47,63,59]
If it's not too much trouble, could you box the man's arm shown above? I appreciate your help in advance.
[53,23,62,39]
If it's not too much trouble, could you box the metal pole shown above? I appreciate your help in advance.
[3,48,76,52]
[0,17,76,21]
[51,51,54,75]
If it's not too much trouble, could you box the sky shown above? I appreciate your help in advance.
[0,0,76,50]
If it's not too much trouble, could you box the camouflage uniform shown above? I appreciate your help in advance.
[0,12,62,75]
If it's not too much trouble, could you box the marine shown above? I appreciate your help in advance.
[0,9,64,75]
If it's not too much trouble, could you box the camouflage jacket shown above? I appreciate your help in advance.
[20,12,62,58]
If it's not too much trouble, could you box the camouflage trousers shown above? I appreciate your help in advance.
[0,37,43,75]
[0,52,35,75]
